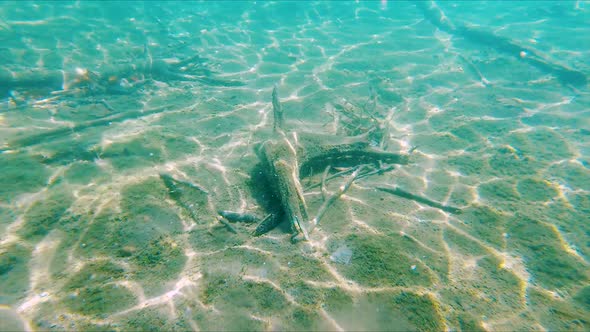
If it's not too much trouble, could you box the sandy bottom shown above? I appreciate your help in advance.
[1,1,589,331]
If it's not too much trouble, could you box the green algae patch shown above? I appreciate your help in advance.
[443,154,490,177]
[283,280,322,307]
[35,141,99,166]
[279,252,333,282]
[451,124,484,145]
[440,253,525,325]
[527,287,590,331]
[0,152,50,203]
[72,199,183,263]
[102,136,163,170]
[193,308,266,332]
[117,307,193,332]
[146,131,201,161]
[374,292,444,332]
[507,215,589,290]
[282,306,322,331]
[69,322,115,332]
[63,283,137,316]
[63,161,103,184]
[64,261,126,290]
[0,244,31,304]
[456,313,485,332]
[62,261,136,317]
[474,256,525,311]
[547,161,590,191]
[0,206,14,236]
[199,247,276,280]
[200,273,288,314]
[322,286,354,313]
[443,227,490,257]
[120,177,169,212]
[505,127,574,162]
[412,132,465,154]
[18,189,73,241]
[516,177,559,202]
[478,179,520,204]
[458,205,508,250]
[133,235,186,291]
[336,233,433,288]
[188,226,246,251]
[120,177,185,230]
[31,300,116,331]
[134,236,183,270]
[573,285,590,310]
[197,114,248,141]
[48,214,94,278]
[325,291,444,331]
[192,308,269,331]
[488,146,543,177]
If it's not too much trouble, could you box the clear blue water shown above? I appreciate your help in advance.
[1,1,589,331]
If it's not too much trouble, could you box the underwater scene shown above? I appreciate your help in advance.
[1,1,589,331]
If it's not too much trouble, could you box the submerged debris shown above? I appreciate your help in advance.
[253,213,283,237]
[253,86,410,242]
[160,173,210,223]
[217,210,259,223]
[217,216,238,234]
[375,186,462,214]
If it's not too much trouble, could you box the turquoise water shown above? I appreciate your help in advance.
[1,1,589,330]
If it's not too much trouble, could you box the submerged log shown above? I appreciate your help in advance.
[218,210,259,223]
[256,135,310,241]
[253,86,410,241]
[1,55,244,98]
[255,132,409,241]
[415,0,587,87]
[376,185,462,214]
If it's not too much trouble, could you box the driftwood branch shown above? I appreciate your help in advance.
[415,0,586,87]
[254,86,410,242]
[320,165,331,201]
[375,185,462,214]
[1,55,244,98]
[217,216,238,234]
[253,213,283,237]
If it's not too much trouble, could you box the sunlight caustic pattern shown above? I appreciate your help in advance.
[1,1,589,331]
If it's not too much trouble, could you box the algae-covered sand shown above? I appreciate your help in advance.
[1,1,590,331]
